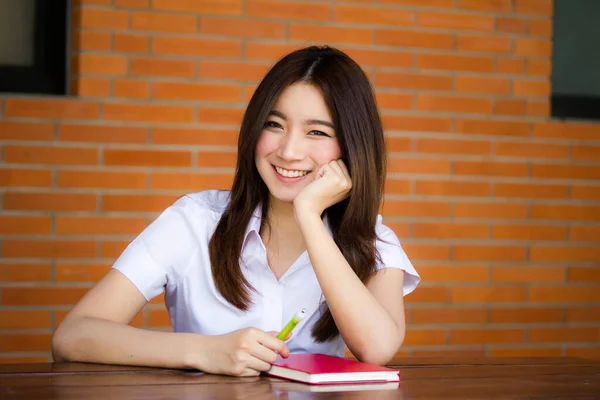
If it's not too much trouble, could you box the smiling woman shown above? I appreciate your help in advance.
[51,46,420,377]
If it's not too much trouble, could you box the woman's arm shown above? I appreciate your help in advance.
[295,212,405,365]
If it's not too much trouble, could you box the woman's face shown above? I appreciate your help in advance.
[255,82,342,205]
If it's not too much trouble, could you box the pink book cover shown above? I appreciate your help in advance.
[265,353,400,385]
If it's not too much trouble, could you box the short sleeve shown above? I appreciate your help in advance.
[375,215,420,296]
[111,195,200,301]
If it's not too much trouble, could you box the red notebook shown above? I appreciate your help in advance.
[265,353,400,385]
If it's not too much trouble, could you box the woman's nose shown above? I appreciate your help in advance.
[276,132,304,161]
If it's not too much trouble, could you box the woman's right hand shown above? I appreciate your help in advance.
[187,328,290,377]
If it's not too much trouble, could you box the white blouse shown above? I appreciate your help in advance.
[112,190,420,357]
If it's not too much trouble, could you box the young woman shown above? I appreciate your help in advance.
[51,46,420,377]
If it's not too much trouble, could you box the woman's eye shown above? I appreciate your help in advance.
[265,121,282,129]
[308,130,330,137]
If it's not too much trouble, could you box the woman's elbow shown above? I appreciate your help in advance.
[357,332,405,366]
[51,319,77,362]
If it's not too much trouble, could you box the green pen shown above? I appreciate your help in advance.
[276,309,307,340]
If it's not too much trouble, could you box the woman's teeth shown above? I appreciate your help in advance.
[275,166,308,178]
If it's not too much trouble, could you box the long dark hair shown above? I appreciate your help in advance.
[208,46,387,342]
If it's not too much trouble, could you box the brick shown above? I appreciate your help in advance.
[196,152,236,168]
[413,223,489,239]
[453,245,527,262]
[4,145,98,166]
[153,82,239,102]
[56,216,147,235]
[515,0,552,16]
[152,128,238,146]
[495,183,567,200]
[569,267,600,283]
[494,141,568,159]
[130,57,195,78]
[497,17,527,34]
[572,145,600,161]
[73,54,127,76]
[490,348,562,357]
[4,192,97,211]
[570,226,600,241]
[403,330,447,346]
[494,99,525,116]
[566,347,600,361]
[527,100,550,116]
[403,245,450,261]
[527,59,551,76]
[385,137,411,152]
[113,79,149,99]
[198,107,244,125]
[76,8,130,29]
[497,57,525,74]
[531,246,600,263]
[454,202,527,219]
[454,161,528,177]
[529,19,552,37]
[567,307,600,322]
[103,103,194,123]
[73,77,111,97]
[457,0,512,12]
[245,43,299,61]
[59,124,148,144]
[532,164,600,180]
[0,169,52,187]
[418,54,494,72]
[0,121,54,141]
[202,17,285,39]
[73,0,112,5]
[381,200,450,217]
[417,95,492,114]
[0,216,52,235]
[0,357,51,364]
[490,307,563,323]
[102,194,178,212]
[387,158,451,174]
[55,263,110,282]
[531,287,600,303]
[247,0,330,21]
[334,6,414,26]
[534,122,600,140]
[416,138,490,156]
[492,266,565,283]
[456,119,531,137]
[376,30,452,49]
[152,0,242,15]
[452,287,527,303]
[531,204,600,221]
[419,11,494,31]
[0,263,52,282]
[103,149,192,167]
[0,334,53,352]
[1,287,89,306]
[456,35,511,53]
[513,80,550,97]
[0,311,51,329]
[515,38,552,57]
[199,61,269,81]
[2,240,96,258]
[530,327,599,343]
[412,349,485,358]
[153,37,241,57]
[571,186,600,201]
[132,12,197,33]
[101,241,130,258]
[149,309,171,327]
[450,329,524,345]
[58,170,146,190]
[379,0,453,6]
[5,98,99,119]
[415,180,490,197]
[411,308,486,324]
[376,93,413,110]
[376,72,453,91]
[73,30,111,51]
[292,24,372,45]
[114,33,150,53]
[115,0,150,7]
[456,77,511,94]
[405,287,448,303]
[384,222,411,239]
[151,173,234,190]
[418,266,488,282]
[385,179,411,194]
[344,48,412,68]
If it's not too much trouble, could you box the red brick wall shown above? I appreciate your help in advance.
[1,0,599,363]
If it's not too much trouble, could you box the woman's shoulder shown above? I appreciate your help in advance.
[172,189,232,218]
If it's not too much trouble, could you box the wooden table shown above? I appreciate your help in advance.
[1,357,599,399]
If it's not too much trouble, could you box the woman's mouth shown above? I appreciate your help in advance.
[274,165,310,179]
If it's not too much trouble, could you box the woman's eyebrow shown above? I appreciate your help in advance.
[268,110,334,129]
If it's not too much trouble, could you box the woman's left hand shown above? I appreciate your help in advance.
[293,159,352,218]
